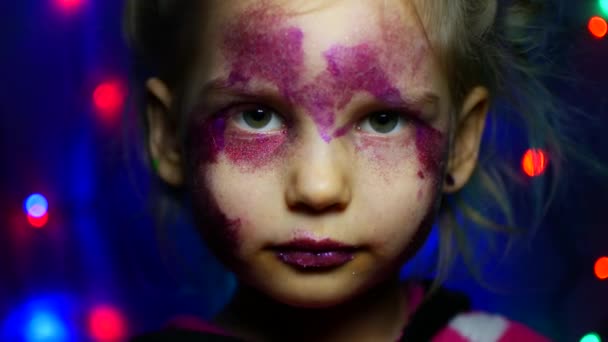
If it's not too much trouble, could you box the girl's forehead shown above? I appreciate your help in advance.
[199,0,437,90]
[204,0,429,47]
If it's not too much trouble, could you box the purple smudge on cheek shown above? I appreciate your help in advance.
[192,184,244,268]
[415,125,446,175]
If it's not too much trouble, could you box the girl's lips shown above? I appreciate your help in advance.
[272,238,358,270]
[275,250,355,269]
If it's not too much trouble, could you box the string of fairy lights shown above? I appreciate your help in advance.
[4,0,607,341]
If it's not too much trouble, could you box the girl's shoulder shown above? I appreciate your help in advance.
[130,282,551,341]
[402,280,551,341]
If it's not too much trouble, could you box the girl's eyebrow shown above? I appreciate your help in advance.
[196,77,441,116]
[197,78,279,99]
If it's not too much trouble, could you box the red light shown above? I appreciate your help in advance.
[27,212,48,228]
[89,306,126,342]
[522,149,548,177]
[93,81,126,120]
[595,257,608,280]
[589,16,608,38]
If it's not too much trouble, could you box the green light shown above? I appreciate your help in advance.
[601,0,608,16]
[581,333,602,342]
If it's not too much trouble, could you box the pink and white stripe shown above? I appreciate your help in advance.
[432,312,551,342]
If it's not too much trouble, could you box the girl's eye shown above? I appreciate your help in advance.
[234,107,284,132]
[359,112,405,134]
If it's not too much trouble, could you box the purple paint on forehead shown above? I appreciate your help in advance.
[323,44,403,110]
[222,10,304,99]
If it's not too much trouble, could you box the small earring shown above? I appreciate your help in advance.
[446,174,455,186]
[151,158,159,171]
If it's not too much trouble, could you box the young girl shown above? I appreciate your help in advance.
[123,0,567,340]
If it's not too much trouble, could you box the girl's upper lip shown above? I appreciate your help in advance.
[273,237,357,252]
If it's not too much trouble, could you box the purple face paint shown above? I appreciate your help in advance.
[194,113,289,170]
[224,132,288,169]
[415,125,446,175]
[211,2,446,176]
[323,44,403,110]
[222,5,304,100]
[187,166,243,268]
[219,4,405,143]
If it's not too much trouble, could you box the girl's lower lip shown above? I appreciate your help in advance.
[275,250,355,269]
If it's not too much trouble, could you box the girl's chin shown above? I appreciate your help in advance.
[272,290,357,309]
[247,273,376,309]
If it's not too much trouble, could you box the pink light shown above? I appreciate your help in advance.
[55,0,83,12]
[89,305,126,342]
[93,81,126,121]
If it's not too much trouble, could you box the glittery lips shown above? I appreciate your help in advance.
[272,238,357,270]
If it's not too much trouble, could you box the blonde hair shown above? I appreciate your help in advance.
[123,0,605,293]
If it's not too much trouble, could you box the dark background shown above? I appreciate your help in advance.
[1,0,607,341]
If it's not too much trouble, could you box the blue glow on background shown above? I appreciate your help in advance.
[25,194,48,217]
[26,311,68,342]
[1,295,75,342]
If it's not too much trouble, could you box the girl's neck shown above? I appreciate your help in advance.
[213,276,409,342]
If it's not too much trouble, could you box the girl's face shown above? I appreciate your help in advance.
[185,0,451,308]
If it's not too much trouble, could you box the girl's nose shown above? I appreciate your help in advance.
[285,135,352,213]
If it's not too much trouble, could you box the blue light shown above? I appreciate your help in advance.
[25,194,48,217]
[26,311,68,342]
[1,295,75,342]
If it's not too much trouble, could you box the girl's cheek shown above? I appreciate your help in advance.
[185,155,244,268]
[354,135,412,174]
[353,124,446,182]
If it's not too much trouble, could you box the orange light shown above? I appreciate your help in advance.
[595,257,608,280]
[522,149,548,177]
[589,16,608,38]
[27,212,48,228]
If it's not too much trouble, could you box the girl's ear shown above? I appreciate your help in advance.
[146,77,184,187]
[443,86,489,194]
